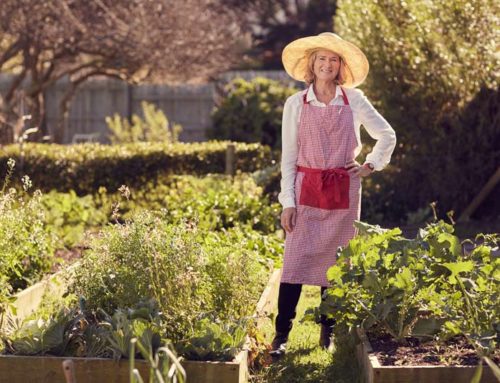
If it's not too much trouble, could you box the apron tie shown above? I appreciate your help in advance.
[297,166,348,205]
[320,169,344,203]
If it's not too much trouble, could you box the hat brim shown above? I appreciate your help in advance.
[282,34,369,88]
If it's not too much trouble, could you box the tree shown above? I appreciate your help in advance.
[0,0,245,143]
[224,0,337,69]
[335,0,499,221]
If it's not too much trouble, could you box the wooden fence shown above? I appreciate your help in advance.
[0,71,294,144]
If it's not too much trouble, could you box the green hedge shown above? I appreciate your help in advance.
[0,141,274,194]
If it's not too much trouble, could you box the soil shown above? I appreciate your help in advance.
[368,332,500,367]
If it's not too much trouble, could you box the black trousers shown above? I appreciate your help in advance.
[275,282,335,335]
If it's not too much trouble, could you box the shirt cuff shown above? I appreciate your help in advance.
[279,196,296,209]
[364,155,384,171]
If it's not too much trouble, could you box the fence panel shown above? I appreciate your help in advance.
[0,70,292,144]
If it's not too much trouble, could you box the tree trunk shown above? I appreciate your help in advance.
[0,103,19,145]
[26,91,46,142]
[54,80,82,144]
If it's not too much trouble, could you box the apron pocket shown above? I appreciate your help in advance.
[299,169,350,210]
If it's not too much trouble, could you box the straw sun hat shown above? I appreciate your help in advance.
[282,32,369,88]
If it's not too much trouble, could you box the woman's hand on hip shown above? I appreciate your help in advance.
[346,160,373,177]
[281,207,297,233]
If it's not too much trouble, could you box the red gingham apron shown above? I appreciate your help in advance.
[281,88,361,287]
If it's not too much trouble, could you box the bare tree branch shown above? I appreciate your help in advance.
[0,37,22,69]
[0,0,247,143]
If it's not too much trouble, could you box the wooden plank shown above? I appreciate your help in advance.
[355,327,375,383]
[0,355,150,383]
[371,365,497,383]
[3,263,79,328]
[0,353,249,383]
[225,144,236,176]
[182,351,247,383]
[0,268,283,383]
[355,327,496,383]
[459,167,500,222]
[254,268,281,328]
[62,359,76,383]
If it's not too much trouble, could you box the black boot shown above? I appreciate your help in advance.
[319,323,334,351]
[270,331,288,359]
[319,287,335,351]
[271,283,302,359]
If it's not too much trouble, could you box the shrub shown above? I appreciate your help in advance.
[0,160,56,292]
[251,163,281,204]
[0,141,273,194]
[335,0,499,222]
[106,101,182,144]
[40,190,108,248]
[211,77,298,149]
[115,174,282,234]
[68,211,273,343]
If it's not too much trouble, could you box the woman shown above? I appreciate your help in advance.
[271,32,396,357]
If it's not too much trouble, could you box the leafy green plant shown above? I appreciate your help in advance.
[323,220,467,343]
[211,77,298,149]
[322,220,499,376]
[202,228,275,321]
[436,233,500,380]
[3,308,75,356]
[176,318,247,362]
[115,174,281,234]
[106,101,182,144]
[0,159,56,292]
[40,190,107,247]
[69,212,210,341]
[2,300,165,359]
[251,162,281,203]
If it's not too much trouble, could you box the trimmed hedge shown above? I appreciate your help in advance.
[0,141,274,194]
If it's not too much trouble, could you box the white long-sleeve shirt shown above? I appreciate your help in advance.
[278,84,397,209]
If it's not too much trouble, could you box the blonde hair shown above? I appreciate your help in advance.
[304,49,347,86]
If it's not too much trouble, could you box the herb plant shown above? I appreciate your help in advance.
[68,210,272,344]
[0,159,56,292]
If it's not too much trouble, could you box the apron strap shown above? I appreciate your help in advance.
[340,87,349,105]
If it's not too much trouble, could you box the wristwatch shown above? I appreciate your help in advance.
[364,163,375,172]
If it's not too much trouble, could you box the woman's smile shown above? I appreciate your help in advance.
[313,49,341,81]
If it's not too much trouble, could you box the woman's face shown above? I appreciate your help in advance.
[313,50,341,83]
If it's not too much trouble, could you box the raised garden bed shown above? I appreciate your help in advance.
[0,268,282,383]
[355,327,497,383]
[1,263,78,330]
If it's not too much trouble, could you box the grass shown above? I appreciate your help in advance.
[250,285,361,383]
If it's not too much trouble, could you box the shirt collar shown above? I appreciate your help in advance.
[306,84,343,104]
